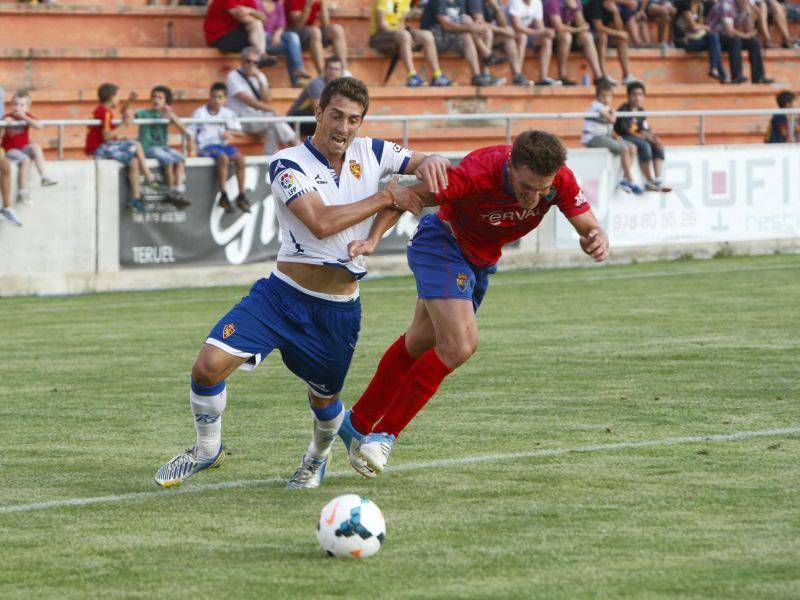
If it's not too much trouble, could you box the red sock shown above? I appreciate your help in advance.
[351,335,417,433]
[376,348,453,437]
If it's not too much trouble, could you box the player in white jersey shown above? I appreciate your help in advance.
[155,77,449,489]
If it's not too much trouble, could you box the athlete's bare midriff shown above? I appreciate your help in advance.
[276,261,358,295]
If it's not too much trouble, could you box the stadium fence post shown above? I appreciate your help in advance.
[699,115,705,145]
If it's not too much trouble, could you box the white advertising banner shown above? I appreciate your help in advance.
[556,144,800,248]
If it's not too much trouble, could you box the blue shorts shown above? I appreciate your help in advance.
[199,144,239,159]
[145,145,185,166]
[206,274,361,397]
[407,213,497,313]
[94,140,138,165]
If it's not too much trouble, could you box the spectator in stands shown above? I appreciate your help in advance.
[786,0,800,23]
[582,79,642,194]
[421,0,506,86]
[371,0,456,87]
[636,0,677,47]
[1,90,57,204]
[189,82,251,212]
[0,149,21,227]
[85,83,158,213]
[227,46,300,160]
[765,90,799,142]
[674,0,729,82]
[136,85,191,208]
[464,0,535,86]
[503,0,560,85]
[617,0,650,47]
[285,0,350,75]
[287,55,343,137]
[751,0,798,49]
[708,0,773,84]
[613,81,672,192]
[257,0,312,87]
[585,0,637,84]
[204,0,278,67]
[544,0,605,85]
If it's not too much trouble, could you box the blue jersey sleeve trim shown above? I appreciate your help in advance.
[269,157,306,182]
[399,154,411,175]
[371,138,385,164]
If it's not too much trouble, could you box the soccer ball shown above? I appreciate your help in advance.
[316,494,386,558]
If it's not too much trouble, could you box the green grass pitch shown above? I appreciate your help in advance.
[1,254,798,599]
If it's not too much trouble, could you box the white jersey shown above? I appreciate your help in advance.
[269,137,413,279]
[189,104,240,149]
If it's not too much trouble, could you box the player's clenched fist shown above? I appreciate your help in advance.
[580,228,609,262]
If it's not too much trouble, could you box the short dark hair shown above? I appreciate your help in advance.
[325,55,343,69]
[595,80,614,96]
[318,77,370,118]
[510,130,568,177]
[98,83,119,103]
[210,82,227,95]
[151,85,173,105]
[776,90,796,108]
[627,80,646,96]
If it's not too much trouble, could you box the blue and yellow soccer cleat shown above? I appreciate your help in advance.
[154,444,225,488]
[338,410,376,479]
[286,454,329,489]
[358,432,396,475]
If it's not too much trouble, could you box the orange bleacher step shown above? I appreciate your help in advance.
[2,46,799,93]
[15,83,783,123]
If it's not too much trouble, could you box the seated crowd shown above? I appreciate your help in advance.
[0,0,798,227]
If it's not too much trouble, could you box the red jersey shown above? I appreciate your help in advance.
[1,112,34,151]
[285,0,320,26]
[204,0,258,44]
[435,145,590,267]
[84,105,115,156]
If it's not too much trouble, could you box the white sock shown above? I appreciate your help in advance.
[190,381,227,458]
[306,398,344,460]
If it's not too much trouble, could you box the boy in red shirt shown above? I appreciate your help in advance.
[85,83,157,213]
[0,148,21,227]
[1,90,57,203]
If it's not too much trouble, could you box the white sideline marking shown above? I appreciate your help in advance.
[1,426,798,515]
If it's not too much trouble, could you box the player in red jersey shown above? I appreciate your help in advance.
[337,130,609,477]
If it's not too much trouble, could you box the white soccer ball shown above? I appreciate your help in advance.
[316,494,386,558]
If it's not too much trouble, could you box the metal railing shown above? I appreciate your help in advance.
[3,108,798,159]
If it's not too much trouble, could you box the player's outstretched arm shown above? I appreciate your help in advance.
[403,153,450,195]
[289,178,422,240]
[568,210,610,262]
[348,178,422,258]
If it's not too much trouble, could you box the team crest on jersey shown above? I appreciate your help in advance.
[456,272,469,292]
[222,323,236,339]
[574,189,587,206]
[349,160,362,180]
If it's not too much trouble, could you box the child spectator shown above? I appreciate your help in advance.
[1,90,57,203]
[613,81,672,192]
[582,79,643,194]
[0,149,22,226]
[189,82,251,212]
[135,85,191,208]
[765,90,799,143]
[85,83,158,213]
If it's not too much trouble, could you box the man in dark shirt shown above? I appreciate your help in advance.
[766,90,798,143]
